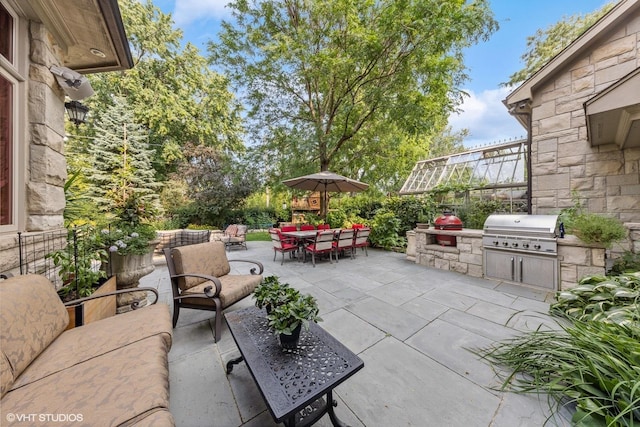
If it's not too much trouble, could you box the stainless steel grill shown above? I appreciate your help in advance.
[482,214,560,290]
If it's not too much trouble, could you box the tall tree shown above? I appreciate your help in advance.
[171,143,260,226]
[506,2,616,86]
[87,0,245,177]
[86,96,161,222]
[210,0,497,215]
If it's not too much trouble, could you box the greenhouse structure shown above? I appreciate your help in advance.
[399,139,529,213]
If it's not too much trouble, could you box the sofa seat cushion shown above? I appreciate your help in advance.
[180,274,262,308]
[10,303,172,390]
[0,274,68,395]
[126,408,175,426]
[2,335,173,426]
[171,241,231,291]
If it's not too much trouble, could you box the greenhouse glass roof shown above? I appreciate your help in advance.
[399,139,527,195]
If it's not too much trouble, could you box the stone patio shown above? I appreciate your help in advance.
[141,241,572,427]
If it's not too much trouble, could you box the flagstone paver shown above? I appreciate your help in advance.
[143,240,568,426]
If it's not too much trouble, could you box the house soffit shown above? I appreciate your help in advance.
[505,0,640,108]
[585,68,640,148]
[23,0,133,73]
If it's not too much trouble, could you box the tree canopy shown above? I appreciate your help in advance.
[209,0,497,214]
[506,2,616,86]
[87,0,245,176]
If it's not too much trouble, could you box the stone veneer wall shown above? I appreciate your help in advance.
[0,21,67,277]
[409,227,640,291]
[529,11,640,224]
[410,229,484,279]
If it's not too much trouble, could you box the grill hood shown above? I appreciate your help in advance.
[483,214,559,238]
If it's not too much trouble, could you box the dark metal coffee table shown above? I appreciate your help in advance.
[224,306,364,427]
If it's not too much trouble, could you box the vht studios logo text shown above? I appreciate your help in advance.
[5,413,84,423]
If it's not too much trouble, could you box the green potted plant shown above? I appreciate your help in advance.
[46,226,116,329]
[253,275,300,313]
[47,227,109,300]
[267,293,322,349]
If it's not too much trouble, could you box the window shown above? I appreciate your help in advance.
[0,2,12,62]
[0,1,15,227]
[0,74,12,225]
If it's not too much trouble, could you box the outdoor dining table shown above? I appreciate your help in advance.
[280,229,342,262]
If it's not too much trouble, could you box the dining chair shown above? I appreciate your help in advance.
[353,227,371,257]
[303,230,335,267]
[333,228,355,261]
[269,229,299,265]
[317,224,331,230]
[300,224,316,231]
[281,225,298,232]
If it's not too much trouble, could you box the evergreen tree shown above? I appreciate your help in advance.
[87,96,161,223]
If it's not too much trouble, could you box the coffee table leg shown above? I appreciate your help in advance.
[226,356,244,374]
[326,390,348,427]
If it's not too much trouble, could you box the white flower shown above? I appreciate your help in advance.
[109,245,118,252]
[101,229,110,235]
[131,232,139,238]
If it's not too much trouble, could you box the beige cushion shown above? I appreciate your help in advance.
[171,241,231,291]
[10,303,172,390]
[0,354,12,398]
[2,336,172,426]
[0,274,68,395]
[181,274,262,308]
[225,224,239,236]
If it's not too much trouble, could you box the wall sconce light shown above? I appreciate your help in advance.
[64,101,89,126]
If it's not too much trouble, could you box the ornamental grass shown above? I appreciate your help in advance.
[475,272,640,427]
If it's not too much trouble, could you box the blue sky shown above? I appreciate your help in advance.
[154,0,613,147]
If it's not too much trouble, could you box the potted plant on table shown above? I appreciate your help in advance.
[267,293,322,349]
[253,275,300,314]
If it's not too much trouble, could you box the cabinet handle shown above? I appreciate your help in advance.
[510,257,515,281]
[519,258,523,282]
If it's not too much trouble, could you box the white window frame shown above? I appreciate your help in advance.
[0,0,26,234]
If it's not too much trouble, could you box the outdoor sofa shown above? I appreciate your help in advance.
[155,228,211,253]
[0,274,174,426]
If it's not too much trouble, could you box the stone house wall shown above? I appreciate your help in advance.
[0,21,67,276]
[530,11,640,225]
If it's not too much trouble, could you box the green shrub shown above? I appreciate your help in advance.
[382,196,436,235]
[370,209,406,250]
[551,272,640,325]
[326,209,347,228]
[560,195,627,248]
[570,213,627,247]
[457,199,504,229]
[610,251,640,275]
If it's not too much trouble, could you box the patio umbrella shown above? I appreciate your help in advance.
[282,171,369,193]
[282,171,369,217]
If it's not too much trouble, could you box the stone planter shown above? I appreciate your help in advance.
[107,239,159,313]
[65,275,116,330]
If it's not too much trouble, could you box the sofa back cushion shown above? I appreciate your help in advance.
[0,274,69,397]
[171,241,231,291]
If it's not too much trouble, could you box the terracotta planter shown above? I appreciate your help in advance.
[65,275,116,330]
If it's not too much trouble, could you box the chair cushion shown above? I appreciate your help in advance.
[0,274,69,396]
[225,224,239,237]
[181,274,262,308]
[171,241,231,291]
